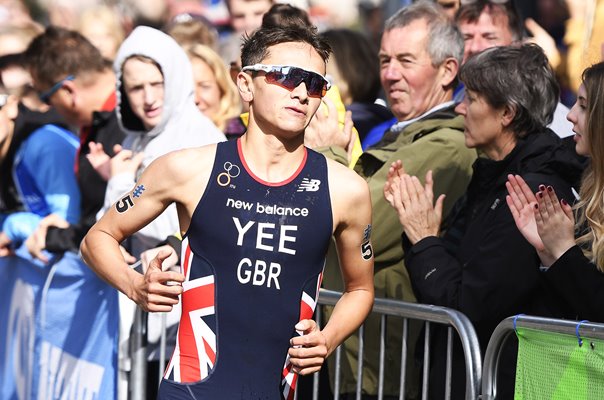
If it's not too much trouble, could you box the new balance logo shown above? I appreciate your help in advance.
[297,178,321,192]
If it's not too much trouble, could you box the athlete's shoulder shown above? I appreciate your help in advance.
[325,156,369,199]
[147,143,219,182]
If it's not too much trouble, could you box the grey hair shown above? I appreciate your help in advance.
[459,43,559,138]
[384,0,463,67]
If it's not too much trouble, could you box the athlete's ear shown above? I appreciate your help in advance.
[237,70,254,102]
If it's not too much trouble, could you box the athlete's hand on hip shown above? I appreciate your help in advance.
[288,319,328,375]
[132,248,184,313]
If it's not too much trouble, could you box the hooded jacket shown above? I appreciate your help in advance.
[101,26,226,255]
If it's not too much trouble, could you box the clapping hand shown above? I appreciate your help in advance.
[506,174,575,267]
[534,184,575,263]
[383,160,444,244]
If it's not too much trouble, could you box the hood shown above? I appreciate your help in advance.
[113,26,196,140]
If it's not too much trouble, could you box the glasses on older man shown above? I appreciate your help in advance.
[38,75,75,105]
[242,64,331,98]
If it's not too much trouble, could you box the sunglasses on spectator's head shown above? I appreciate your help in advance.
[460,0,509,4]
[242,64,330,98]
[38,75,75,105]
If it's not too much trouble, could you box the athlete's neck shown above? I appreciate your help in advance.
[238,132,306,183]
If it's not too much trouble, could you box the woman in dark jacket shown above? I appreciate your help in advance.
[384,44,585,399]
[507,61,604,323]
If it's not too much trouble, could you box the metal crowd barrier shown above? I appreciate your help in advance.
[131,289,482,400]
[480,315,604,400]
[315,289,482,400]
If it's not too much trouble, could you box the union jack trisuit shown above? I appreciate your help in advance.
[158,139,333,399]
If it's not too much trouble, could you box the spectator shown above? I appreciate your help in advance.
[506,61,604,322]
[384,43,584,399]
[455,0,575,139]
[24,26,128,396]
[81,23,374,400]
[561,0,604,93]
[219,0,274,71]
[435,0,460,19]
[226,0,274,35]
[0,22,42,57]
[164,12,218,50]
[184,43,242,136]
[23,27,126,260]
[0,24,41,102]
[0,67,79,259]
[321,28,393,144]
[319,2,477,398]
[76,5,125,61]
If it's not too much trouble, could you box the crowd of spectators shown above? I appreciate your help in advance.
[1,0,603,399]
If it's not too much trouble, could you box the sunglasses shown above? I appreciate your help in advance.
[38,75,75,105]
[242,64,330,98]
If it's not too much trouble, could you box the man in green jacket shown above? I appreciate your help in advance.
[319,2,477,397]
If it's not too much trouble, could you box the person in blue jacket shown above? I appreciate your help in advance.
[0,78,80,259]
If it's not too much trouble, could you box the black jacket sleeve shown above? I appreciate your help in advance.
[404,204,541,328]
[544,245,604,321]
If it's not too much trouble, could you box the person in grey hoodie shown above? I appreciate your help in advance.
[95,26,226,257]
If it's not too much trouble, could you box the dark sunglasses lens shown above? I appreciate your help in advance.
[266,68,326,97]
[306,74,326,97]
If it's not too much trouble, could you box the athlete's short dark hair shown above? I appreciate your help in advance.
[240,25,331,67]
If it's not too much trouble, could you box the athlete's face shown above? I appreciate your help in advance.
[122,58,165,131]
[240,41,326,140]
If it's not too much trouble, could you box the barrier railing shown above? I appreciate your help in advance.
[315,289,482,400]
[480,315,604,400]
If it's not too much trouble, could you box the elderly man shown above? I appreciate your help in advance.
[320,1,476,398]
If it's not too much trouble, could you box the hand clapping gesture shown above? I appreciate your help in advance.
[383,160,445,244]
[506,174,576,267]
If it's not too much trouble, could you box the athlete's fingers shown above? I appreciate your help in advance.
[294,319,318,336]
[289,356,325,375]
[147,292,181,306]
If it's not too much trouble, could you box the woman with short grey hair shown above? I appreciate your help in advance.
[384,43,585,399]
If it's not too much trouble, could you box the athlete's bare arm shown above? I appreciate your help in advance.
[289,158,374,375]
[81,145,217,312]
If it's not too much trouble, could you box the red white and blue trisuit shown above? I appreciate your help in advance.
[158,139,333,399]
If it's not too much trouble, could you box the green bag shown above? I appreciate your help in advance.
[514,326,604,400]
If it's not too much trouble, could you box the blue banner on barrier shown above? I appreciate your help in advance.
[0,251,118,400]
